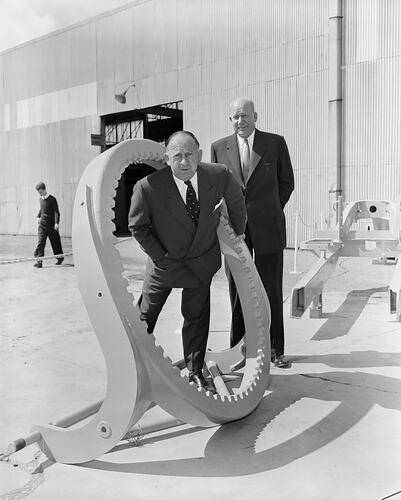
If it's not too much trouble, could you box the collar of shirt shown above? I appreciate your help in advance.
[237,129,255,154]
[41,194,49,200]
[172,171,199,203]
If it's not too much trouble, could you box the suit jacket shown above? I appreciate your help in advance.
[128,162,246,288]
[211,129,294,254]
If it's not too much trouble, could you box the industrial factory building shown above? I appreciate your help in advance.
[0,0,400,242]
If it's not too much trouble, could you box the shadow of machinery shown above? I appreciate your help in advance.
[75,350,401,478]
[311,286,389,341]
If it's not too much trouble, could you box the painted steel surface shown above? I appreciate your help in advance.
[291,199,400,318]
[31,138,271,464]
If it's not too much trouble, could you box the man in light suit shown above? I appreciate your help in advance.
[211,98,294,368]
[129,131,246,391]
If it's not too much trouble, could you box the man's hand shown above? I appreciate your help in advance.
[37,218,41,224]
[54,223,59,231]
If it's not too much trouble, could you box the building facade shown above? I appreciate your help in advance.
[0,0,400,242]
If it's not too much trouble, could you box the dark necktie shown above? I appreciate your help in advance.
[184,180,200,224]
[241,138,251,182]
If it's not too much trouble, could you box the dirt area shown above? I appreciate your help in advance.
[1,234,400,500]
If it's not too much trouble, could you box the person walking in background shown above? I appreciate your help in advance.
[211,98,294,368]
[34,182,64,268]
[129,131,246,391]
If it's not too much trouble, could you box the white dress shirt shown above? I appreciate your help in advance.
[172,172,199,204]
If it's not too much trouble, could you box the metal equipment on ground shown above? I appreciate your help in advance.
[291,199,401,319]
[2,139,271,465]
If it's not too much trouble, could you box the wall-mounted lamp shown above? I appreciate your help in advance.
[114,83,136,104]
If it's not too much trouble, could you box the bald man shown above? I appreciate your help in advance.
[211,98,294,368]
[129,131,246,391]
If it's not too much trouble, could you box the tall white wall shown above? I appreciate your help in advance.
[0,0,400,242]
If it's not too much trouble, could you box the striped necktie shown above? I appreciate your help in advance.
[184,180,200,224]
[241,138,251,182]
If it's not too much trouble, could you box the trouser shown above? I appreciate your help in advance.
[139,281,211,372]
[34,225,63,260]
[227,234,285,356]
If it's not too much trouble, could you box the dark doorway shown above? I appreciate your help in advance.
[102,102,183,235]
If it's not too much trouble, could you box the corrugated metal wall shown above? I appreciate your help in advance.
[0,0,400,241]
[0,22,100,236]
[343,0,401,203]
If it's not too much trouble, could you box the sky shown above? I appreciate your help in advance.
[0,0,132,52]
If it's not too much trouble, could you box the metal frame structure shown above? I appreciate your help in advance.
[291,199,401,318]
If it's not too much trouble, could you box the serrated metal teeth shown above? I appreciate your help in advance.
[154,345,164,355]
[163,353,172,363]
[90,143,272,422]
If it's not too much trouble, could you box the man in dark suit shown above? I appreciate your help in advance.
[211,98,294,368]
[129,131,246,391]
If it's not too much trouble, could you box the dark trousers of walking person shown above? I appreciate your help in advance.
[227,231,284,356]
[34,225,63,260]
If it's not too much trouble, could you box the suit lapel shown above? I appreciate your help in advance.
[247,129,266,183]
[224,132,266,186]
[226,134,245,188]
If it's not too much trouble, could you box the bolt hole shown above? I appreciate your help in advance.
[369,205,377,213]
[101,426,107,433]
[98,292,102,297]
[81,201,84,206]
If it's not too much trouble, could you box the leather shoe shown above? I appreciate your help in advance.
[34,261,42,268]
[56,257,64,265]
[271,355,291,368]
[188,371,216,393]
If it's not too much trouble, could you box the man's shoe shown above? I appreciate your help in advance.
[188,371,216,393]
[56,257,64,265]
[271,355,291,369]
[33,261,42,268]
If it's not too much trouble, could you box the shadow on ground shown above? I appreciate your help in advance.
[311,287,388,341]
[75,350,401,478]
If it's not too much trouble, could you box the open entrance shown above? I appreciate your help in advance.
[102,102,183,235]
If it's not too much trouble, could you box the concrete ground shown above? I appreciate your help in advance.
[0,235,400,500]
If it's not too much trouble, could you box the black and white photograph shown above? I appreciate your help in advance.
[1,1,400,499]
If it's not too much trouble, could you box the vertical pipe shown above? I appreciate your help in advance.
[328,0,344,224]
[290,211,300,274]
